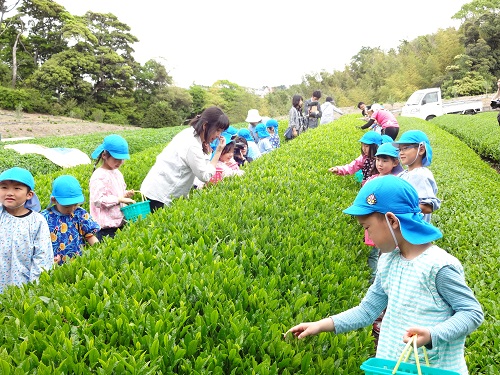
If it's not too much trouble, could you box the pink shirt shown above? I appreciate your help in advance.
[335,154,366,175]
[371,110,399,129]
[90,168,128,229]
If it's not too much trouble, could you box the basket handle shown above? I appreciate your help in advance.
[392,334,429,375]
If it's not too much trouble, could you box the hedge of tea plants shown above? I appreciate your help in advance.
[431,111,500,162]
[0,115,498,374]
[0,126,187,177]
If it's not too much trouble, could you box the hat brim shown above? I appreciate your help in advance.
[398,213,442,244]
[246,116,262,123]
[91,145,105,159]
[342,205,374,216]
[108,151,130,160]
[53,194,85,206]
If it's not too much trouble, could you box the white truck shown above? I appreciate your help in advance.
[400,88,483,121]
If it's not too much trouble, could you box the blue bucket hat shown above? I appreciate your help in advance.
[237,128,254,143]
[91,134,130,160]
[381,134,394,144]
[51,175,85,206]
[343,175,442,245]
[375,143,399,158]
[0,167,35,191]
[359,131,382,145]
[255,123,270,138]
[392,130,432,167]
[266,118,279,131]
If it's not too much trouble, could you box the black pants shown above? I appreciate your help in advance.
[497,111,500,126]
[382,127,399,140]
[148,198,165,213]
[97,227,122,241]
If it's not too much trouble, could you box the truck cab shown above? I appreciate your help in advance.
[401,88,443,121]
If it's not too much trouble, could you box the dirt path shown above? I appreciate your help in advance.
[0,110,138,140]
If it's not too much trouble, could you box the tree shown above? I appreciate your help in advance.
[82,12,138,103]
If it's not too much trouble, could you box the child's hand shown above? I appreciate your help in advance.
[328,167,338,174]
[54,254,61,264]
[119,197,136,204]
[215,136,226,152]
[292,128,298,137]
[403,327,431,347]
[286,318,334,339]
[124,190,135,198]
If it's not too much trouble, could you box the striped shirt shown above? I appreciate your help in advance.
[332,245,483,374]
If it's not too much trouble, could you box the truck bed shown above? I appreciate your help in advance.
[443,100,483,115]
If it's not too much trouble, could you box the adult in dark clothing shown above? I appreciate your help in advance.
[304,90,322,130]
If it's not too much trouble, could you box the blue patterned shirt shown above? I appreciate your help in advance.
[41,206,100,264]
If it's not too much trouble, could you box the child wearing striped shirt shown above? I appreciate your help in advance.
[287,175,483,375]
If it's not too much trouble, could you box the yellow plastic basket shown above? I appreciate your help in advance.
[120,195,151,222]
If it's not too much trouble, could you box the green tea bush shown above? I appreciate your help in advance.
[431,112,500,162]
[0,115,498,373]
[0,126,186,177]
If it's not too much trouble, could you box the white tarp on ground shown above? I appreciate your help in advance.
[4,143,91,168]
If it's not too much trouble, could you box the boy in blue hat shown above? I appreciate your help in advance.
[0,167,53,293]
[42,175,100,264]
[287,176,483,375]
[329,131,382,185]
[393,130,440,223]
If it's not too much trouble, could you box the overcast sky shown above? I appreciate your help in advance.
[56,0,471,89]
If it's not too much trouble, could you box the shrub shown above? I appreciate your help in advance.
[104,111,129,125]
[140,101,181,128]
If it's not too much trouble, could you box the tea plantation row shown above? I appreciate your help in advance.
[431,111,500,162]
[0,115,498,374]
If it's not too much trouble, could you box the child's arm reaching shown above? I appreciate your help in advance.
[404,265,483,348]
[85,234,99,246]
[287,318,335,339]
[329,155,365,175]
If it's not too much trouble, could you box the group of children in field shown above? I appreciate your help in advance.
[0,134,134,293]
[1,112,281,294]
[287,126,483,374]
[195,111,280,188]
[0,109,484,373]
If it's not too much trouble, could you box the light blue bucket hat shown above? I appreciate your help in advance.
[91,134,130,160]
[393,130,432,167]
[343,175,442,244]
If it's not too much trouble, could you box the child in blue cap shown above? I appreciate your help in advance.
[41,175,100,264]
[362,143,404,283]
[287,175,483,375]
[0,167,53,293]
[255,123,273,154]
[207,133,244,186]
[266,119,280,149]
[328,131,382,185]
[89,134,135,240]
[393,130,440,223]
[237,128,261,160]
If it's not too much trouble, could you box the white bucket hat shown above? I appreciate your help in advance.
[245,109,262,123]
